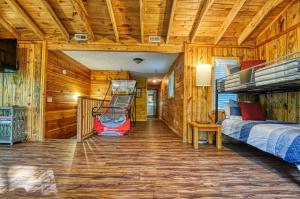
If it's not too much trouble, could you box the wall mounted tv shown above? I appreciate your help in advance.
[0,39,18,73]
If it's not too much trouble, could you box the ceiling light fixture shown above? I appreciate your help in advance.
[152,80,157,83]
[133,58,144,64]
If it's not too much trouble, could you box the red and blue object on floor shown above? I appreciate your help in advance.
[94,110,131,136]
[93,80,136,136]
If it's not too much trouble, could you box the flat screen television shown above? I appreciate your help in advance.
[0,39,18,73]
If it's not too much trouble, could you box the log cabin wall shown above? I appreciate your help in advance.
[160,54,184,137]
[0,41,46,141]
[254,0,300,123]
[90,70,130,100]
[45,51,91,139]
[135,77,147,121]
[183,44,256,142]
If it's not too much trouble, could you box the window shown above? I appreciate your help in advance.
[214,58,238,109]
[168,71,174,98]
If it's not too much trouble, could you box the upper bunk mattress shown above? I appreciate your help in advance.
[222,119,300,169]
[254,58,300,86]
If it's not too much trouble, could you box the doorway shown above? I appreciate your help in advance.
[147,89,158,118]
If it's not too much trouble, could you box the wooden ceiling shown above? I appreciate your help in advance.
[0,0,293,47]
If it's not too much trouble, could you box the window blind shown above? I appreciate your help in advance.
[214,59,238,109]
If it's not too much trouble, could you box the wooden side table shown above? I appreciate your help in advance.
[187,122,222,150]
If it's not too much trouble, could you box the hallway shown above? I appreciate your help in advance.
[0,120,299,198]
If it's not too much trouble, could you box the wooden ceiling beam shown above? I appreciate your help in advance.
[48,42,183,53]
[214,0,246,44]
[0,15,20,39]
[6,0,44,40]
[105,0,119,42]
[71,0,95,41]
[238,0,285,45]
[40,0,69,41]
[189,0,214,43]
[166,0,177,44]
[139,0,144,43]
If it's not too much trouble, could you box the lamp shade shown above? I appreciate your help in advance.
[196,64,212,86]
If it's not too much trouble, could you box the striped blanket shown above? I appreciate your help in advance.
[222,119,300,170]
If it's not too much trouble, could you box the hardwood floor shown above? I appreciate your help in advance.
[0,119,299,198]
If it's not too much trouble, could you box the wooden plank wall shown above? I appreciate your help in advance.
[90,70,130,100]
[183,44,256,142]
[45,51,91,139]
[0,41,46,141]
[255,0,300,123]
[135,77,147,121]
[160,54,184,137]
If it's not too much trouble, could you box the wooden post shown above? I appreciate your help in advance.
[77,97,82,142]
[216,127,222,149]
[193,127,199,149]
[208,132,213,145]
[187,124,192,144]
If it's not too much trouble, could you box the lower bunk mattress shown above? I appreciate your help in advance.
[222,119,300,169]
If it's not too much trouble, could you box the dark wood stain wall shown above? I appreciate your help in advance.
[45,51,91,139]
[0,41,46,141]
[161,54,184,137]
[255,1,300,123]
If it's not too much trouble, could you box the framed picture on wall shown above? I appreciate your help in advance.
[136,88,142,98]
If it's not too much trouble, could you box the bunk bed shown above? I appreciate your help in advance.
[215,52,300,170]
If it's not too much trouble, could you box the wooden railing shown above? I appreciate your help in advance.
[77,96,109,142]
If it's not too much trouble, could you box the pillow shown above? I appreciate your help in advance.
[240,60,266,70]
[229,99,239,107]
[224,103,230,119]
[230,106,241,116]
[224,64,240,75]
[239,102,266,121]
[224,100,242,119]
[229,106,242,120]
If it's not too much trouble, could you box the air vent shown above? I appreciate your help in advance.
[148,36,161,43]
[74,34,88,41]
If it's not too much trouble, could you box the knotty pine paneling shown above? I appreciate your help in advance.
[45,51,91,139]
[254,1,300,123]
[90,70,129,100]
[135,77,147,121]
[183,44,256,142]
[0,41,46,141]
[161,54,184,137]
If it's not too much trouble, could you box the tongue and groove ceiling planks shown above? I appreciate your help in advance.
[0,0,293,50]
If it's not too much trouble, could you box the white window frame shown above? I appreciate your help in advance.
[168,70,174,98]
[213,57,240,110]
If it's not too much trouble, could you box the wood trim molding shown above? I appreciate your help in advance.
[189,0,214,43]
[6,0,44,40]
[71,0,95,41]
[48,42,183,53]
[238,0,285,45]
[139,0,144,43]
[166,0,177,44]
[105,0,119,42]
[214,0,246,44]
[40,0,69,41]
[0,15,20,39]
[256,23,300,47]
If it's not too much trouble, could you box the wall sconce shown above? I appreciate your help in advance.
[72,93,80,100]
[196,64,212,86]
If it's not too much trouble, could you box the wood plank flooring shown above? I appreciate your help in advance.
[0,119,299,198]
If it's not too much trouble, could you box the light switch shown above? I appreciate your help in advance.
[47,97,53,103]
